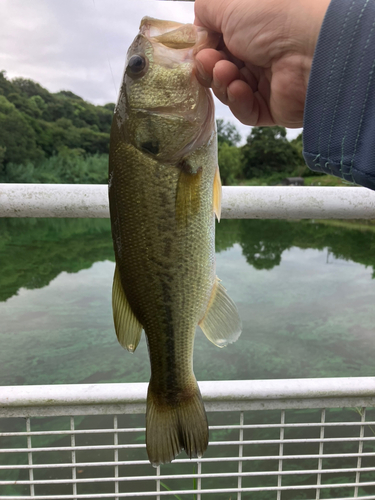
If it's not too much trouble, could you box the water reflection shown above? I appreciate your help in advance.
[0,218,114,302]
[1,218,375,304]
[1,218,375,386]
[216,218,375,274]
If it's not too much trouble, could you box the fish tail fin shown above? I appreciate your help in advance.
[146,381,209,467]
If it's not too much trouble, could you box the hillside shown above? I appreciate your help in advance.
[0,70,337,186]
[0,71,114,183]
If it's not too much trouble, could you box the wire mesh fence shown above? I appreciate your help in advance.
[2,185,375,497]
[1,379,375,499]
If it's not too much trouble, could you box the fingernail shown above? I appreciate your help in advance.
[227,88,235,103]
[195,59,211,84]
[212,74,221,90]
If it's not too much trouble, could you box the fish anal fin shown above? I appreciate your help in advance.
[199,277,242,348]
[175,160,202,227]
[112,265,142,353]
[146,380,208,466]
[213,165,222,221]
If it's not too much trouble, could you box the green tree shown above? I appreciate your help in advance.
[96,106,114,134]
[6,91,40,118]
[55,90,83,101]
[241,126,300,178]
[103,103,115,112]
[43,118,81,152]
[28,95,47,118]
[0,70,21,98]
[218,141,243,185]
[12,77,52,102]
[79,127,109,155]
[76,103,100,128]
[216,119,243,184]
[0,145,6,179]
[291,132,303,157]
[291,132,322,177]
[0,96,43,165]
[0,72,114,165]
[217,118,241,146]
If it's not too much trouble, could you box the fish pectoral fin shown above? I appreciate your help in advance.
[213,165,222,222]
[112,265,142,353]
[175,161,202,227]
[199,277,242,348]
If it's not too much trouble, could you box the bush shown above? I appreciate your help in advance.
[1,149,108,184]
[218,142,243,185]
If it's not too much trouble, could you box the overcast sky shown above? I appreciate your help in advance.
[1,0,302,142]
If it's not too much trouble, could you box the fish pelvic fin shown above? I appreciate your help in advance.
[112,265,143,353]
[146,381,209,467]
[199,277,242,348]
[213,165,222,221]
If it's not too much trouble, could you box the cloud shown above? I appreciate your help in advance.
[1,0,195,104]
[0,0,302,140]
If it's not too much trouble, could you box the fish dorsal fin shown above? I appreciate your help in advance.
[213,165,222,222]
[199,277,242,348]
[112,265,143,352]
[176,161,202,227]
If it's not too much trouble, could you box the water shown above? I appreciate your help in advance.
[2,218,375,498]
[1,217,375,386]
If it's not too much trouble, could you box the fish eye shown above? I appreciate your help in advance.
[126,55,148,78]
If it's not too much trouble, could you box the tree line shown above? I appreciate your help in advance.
[0,71,112,184]
[0,71,315,185]
[217,119,312,185]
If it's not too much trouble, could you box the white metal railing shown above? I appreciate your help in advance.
[1,378,375,499]
[1,183,375,219]
[2,184,375,498]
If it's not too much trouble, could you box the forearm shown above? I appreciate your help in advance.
[303,0,375,190]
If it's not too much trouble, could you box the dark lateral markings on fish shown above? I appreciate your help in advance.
[108,15,242,467]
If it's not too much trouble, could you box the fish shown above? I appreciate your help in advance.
[108,16,242,467]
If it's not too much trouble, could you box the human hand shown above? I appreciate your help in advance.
[194,0,330,128]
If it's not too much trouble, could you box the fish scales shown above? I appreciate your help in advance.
[109,16,241,466]
[110,139,215,384]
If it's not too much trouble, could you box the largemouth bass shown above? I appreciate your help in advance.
[108,17,242,466]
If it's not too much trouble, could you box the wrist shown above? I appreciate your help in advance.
[298,0,331,57]
[279,0,330,88]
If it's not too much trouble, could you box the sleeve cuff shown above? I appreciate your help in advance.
[302,0,375,190]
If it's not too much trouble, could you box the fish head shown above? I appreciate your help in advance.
[115,17,220,162]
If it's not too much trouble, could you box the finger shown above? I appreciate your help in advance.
[240,66,259,93]
[226,79,274,126]
[211,59,243,104]
[212,60,259,97]
[221,46,245,70]
[195,48,226,87]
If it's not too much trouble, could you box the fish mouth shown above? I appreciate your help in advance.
[139,16,220,54]
[140,18,196,48]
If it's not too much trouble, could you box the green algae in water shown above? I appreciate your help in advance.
[1,218,375,385]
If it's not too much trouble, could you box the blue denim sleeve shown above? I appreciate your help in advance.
[303,0,375,190]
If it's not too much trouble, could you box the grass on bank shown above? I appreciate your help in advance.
[240,173,352,187]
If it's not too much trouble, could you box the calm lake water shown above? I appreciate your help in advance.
[1,217,375,386]
[2,217,375,498]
